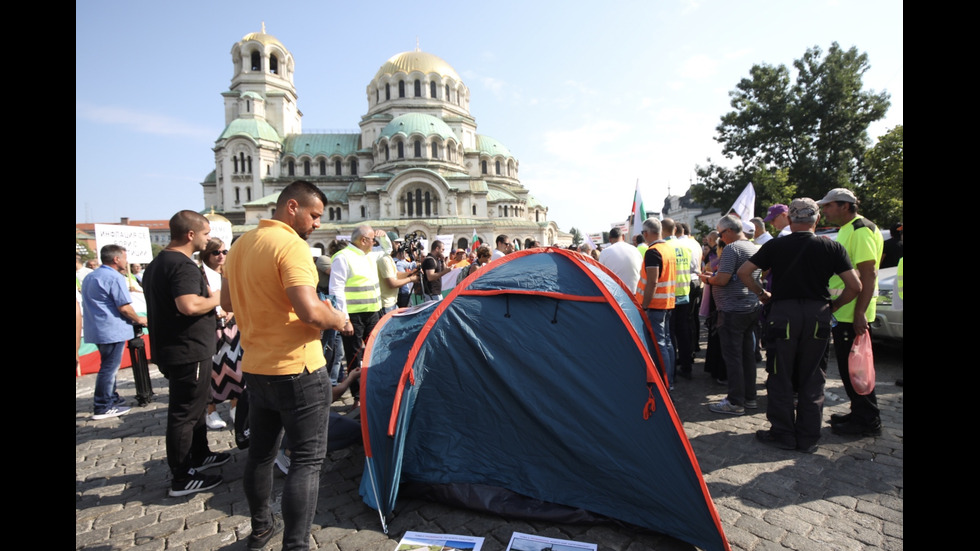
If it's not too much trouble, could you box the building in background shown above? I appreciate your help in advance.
[202,25,568,252]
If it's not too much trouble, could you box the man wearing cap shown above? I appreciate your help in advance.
[599,227,643,292]
[737,198,862,452]
[764,204,791,238]
[817,188,885,437]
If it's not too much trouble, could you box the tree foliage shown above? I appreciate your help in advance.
[693,42,892,212]
[858,125,903,226]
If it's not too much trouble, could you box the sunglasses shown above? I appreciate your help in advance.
[211,250,229,256]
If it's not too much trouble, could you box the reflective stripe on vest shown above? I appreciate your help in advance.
[338,245,380,313]
[635,241,676,309]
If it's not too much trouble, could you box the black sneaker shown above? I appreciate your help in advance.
[829,412,851,425]
[755,430,796,450]
[169,470,223,497]
[193,452,231,471]
[831,420,882,437]
[248,514,283,550]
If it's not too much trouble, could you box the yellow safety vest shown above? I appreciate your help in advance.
[672,239,692,298]
[338,245,380,314]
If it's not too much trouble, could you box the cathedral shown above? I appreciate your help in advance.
[201,26,565,254]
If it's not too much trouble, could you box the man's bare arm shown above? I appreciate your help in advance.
[118,303,147,326]
[175,292,220,316]
[850,260,876,334]
[286,285,346,331]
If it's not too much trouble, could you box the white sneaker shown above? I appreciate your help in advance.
[275,449,290,475]
[206,411,227,429]
[229,407,236,423]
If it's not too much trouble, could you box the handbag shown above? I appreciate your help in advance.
[848,331,876,395]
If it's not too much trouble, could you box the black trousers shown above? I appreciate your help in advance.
[342,310,379,399]
[164,360,212,479]
[831,322,880,426]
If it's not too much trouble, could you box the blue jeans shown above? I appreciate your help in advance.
[717,309,760,406]
[244,367,331,550]
[94,341,125,412]
[646,309,674,387]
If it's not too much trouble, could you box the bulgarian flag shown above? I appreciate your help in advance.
[470,229,482,252]
[630,180,646,242]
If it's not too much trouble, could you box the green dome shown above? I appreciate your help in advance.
[219,118,281,142]
[379,113,456,141]
[476,134,512,158]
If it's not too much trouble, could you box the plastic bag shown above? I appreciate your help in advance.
[848,332,876,395]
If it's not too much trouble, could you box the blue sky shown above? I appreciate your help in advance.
[76,0,903,235]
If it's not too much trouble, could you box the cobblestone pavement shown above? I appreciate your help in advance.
[76,338,902,550]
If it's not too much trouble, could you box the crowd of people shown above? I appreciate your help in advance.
[77,178,900,549]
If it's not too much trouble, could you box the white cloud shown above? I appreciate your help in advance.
[76,101,214,140]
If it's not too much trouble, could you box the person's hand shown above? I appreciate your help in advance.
[348,366,361,381]
[853,312,869,335]
[341,319,354,336]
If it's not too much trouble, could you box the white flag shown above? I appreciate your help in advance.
[729,183,756,233]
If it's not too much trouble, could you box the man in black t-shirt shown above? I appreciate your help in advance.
[418,240,451,302]
[143,210,228,497]
[737,198,862,454]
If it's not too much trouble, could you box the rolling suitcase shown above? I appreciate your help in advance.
[128,324,154,406]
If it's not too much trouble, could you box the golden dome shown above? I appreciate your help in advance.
[241,22,284,50]
[374,50,461,82]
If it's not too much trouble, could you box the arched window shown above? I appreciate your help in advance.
[233,156,239,173]
[350,159,358,174]
[250,51,260,71]
[320,159,326,175]
[425,191,432,216]
[472,205,477,215]
[240,152,245,172]
[246,100,250,113]
[329,208,335,221]
[360,205,366,218]
[270,54,279,74]
[414,79,421,97]
[415,189,422,216]
[304,160,311,176]
[481,160,487,174]
[430,81,437,98]
[535,210,540,222]
[246,188,252,201]
[445,84,450,102]
[235,187,240,203]
[414,141,422,158]
[385,144,390,161]
[407,191,414,216]
[385,83,390,100]
[398,81,405,98]
[504,205,509,217]
[375,89,379,103]
[335,160,342,175]
[496,160,501,175]
[247,156,252,173]
[397,142,404,158]
[431,143,438,158]
[288,160,295,176]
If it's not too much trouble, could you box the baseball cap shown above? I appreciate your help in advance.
[788,198,819,221]
[816,188,857,205]
[763,204,788,222]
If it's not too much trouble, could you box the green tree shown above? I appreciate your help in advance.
[693,42,891,210]
[569,227,583,247]
[858,124,903,227]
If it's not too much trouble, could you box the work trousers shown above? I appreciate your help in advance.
[764,299,832,449]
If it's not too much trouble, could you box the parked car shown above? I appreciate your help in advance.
[871,265,902,340]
